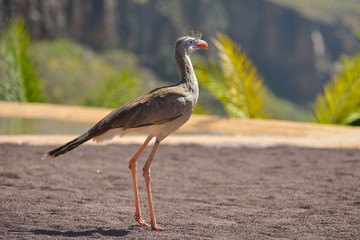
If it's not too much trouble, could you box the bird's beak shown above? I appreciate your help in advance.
[197,40,208,50]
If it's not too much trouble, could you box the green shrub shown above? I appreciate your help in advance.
[0,18,45,102]
[83,68,140,108]
[32,39,143,107]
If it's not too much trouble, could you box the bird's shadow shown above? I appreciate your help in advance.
[29,227,129,237]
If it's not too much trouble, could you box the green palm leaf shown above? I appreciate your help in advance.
[194,33,266,118]
[0,18,45,102]
[312,54,360,125]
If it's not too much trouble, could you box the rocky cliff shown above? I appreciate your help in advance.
[1,0,358,104]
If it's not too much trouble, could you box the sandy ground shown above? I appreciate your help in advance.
[1,143,360,239]
[1,102,360,239]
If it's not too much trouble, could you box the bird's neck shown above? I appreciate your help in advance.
[175,52,199,100]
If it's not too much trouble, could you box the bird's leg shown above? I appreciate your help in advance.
[143,140,162,230]
[128,136,153,227]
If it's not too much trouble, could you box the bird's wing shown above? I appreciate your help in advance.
[87,86,190,135]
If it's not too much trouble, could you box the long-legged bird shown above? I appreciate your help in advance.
[43,33,208,230]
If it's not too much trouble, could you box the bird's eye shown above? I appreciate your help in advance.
[189,40,193,44]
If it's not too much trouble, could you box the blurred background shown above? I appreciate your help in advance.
[1,0,360,127]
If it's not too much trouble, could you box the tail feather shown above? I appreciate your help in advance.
[42,133,92,160]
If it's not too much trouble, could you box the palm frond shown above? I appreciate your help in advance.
[194,57,228,103]
[312,54,360,125]
[194,33,267,118]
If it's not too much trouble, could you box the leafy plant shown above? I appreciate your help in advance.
[312,54,360,125]
[194,33,267,118]
[83,68,141,108]
[32,39,144,107]
[0,18,45,102]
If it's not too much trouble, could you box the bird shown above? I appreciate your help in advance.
[42,32,208,230]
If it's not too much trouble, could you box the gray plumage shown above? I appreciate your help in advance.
[43,33,208,230]
[42,34,208,162]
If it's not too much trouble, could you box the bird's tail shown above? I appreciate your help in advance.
[42,133,92,161]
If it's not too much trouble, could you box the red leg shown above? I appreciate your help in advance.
[143,140,163,230]
[128,136,153,226]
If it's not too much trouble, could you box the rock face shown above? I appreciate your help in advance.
[223,0,353,103]
[0,0,112,49]
[0,0,358,104]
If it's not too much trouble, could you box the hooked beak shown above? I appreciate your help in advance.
[197,40,208,50]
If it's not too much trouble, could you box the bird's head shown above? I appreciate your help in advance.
[175,32,208,56]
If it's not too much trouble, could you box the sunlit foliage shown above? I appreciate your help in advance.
[0,18,45,102]
[194,33,267,118]
[32,39,143,108]
[312,54,360,125]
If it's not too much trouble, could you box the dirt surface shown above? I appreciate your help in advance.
[1,143,360,239]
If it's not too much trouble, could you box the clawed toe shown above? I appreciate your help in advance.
[151,224,163,231]
[135,217,148,226]
[135,217,162,230]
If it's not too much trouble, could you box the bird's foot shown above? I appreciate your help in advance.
[135,217,148,227]
[151,224,163,231]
